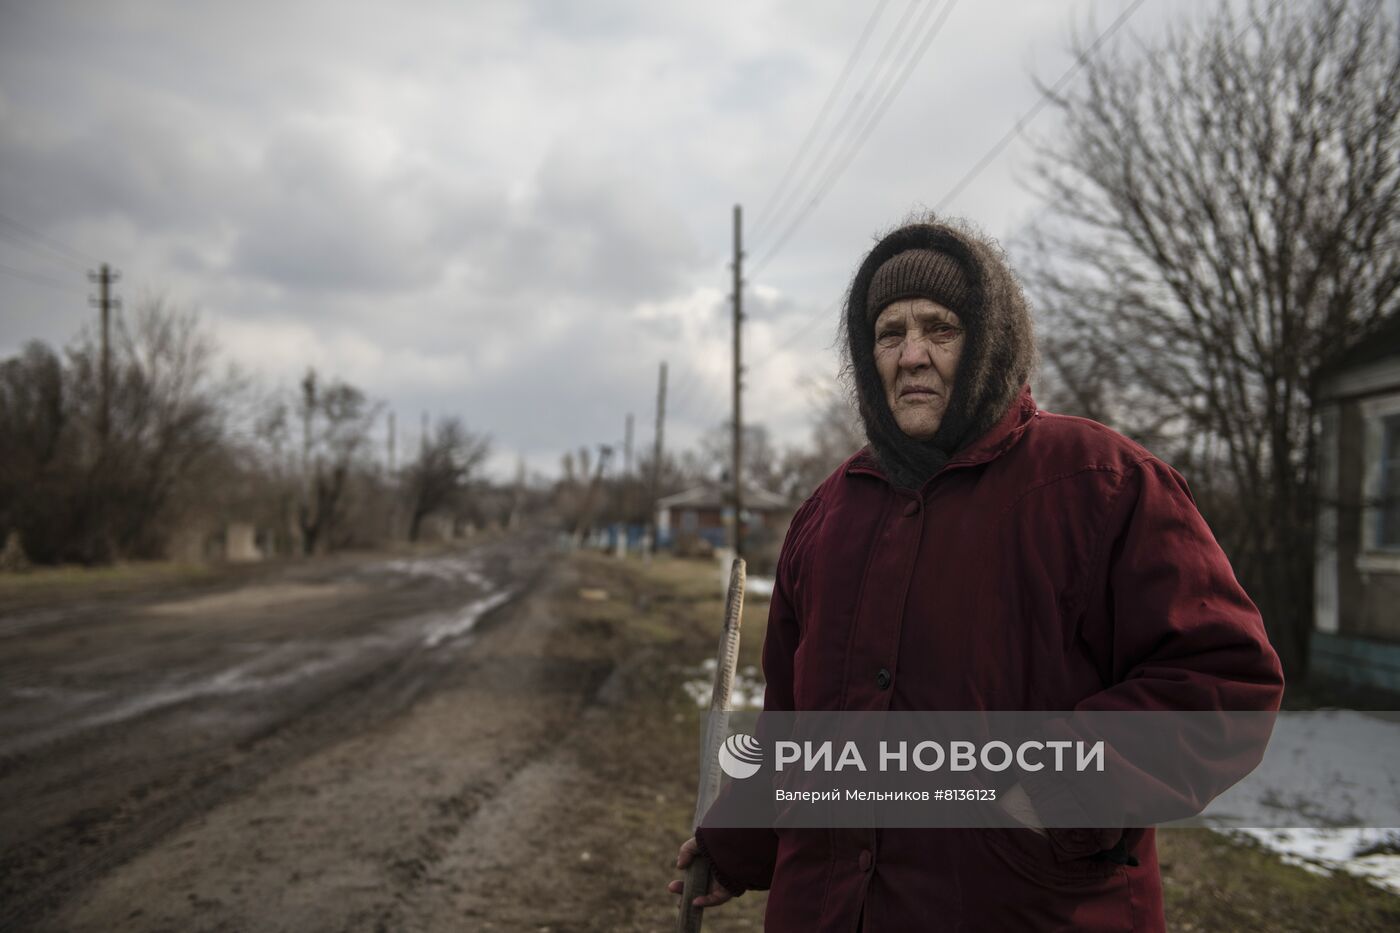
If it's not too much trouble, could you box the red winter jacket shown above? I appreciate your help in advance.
[695,385,1284,932]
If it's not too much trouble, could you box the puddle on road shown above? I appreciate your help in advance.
[682,657,765,710]
[147,582,367,616]
[3,554,515,756]
[421,589,514,647]
[369,556,489,588]
[0,639,382,757]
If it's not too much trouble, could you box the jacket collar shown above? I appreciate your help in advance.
[845,384,1038,485]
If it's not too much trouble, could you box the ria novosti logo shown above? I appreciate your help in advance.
[716,732,1108,780]
[718,733,763,779]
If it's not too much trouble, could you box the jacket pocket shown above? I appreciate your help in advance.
[983,827,1123,887]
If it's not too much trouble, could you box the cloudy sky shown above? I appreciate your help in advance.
[0,0,1211,480]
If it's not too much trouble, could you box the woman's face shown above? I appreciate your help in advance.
[873,298,964,441]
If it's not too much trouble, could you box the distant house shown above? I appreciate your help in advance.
[1313,315,1400,691]
[655,481,789,551]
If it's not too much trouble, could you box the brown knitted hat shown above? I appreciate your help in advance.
[866,248,972,321]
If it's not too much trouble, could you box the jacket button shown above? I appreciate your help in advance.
[859,849,873,872]
[903,500,920,517]
[876,668,892,690]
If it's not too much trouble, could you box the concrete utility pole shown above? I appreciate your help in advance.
[88,263,119,449]
[731,204,744,558]
[623,413,634,478]
[509,456,525,529]
[622,412,635,533]
[647,362,667,551]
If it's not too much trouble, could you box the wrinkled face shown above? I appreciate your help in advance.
[873,298,964,440]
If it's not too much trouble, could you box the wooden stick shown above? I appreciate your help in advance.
[678,557,746,933]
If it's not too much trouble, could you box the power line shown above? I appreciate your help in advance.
[749,0,960,280]
[750,0,931,256]
[749,0,894,243]
[0,210,96,268]
[0,227,87,276]
[934,0,1149,212]
[0,261,75,292]
[796,293,847,343]
[672,363,729,431]
[1000,0,1285,248]
[757,0,1268,424]
[665,357,709,423]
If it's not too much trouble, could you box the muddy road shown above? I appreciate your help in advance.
[0,533,642,932]
[6,543,1398,933]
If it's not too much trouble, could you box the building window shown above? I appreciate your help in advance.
[1379,413,1400,549]
[1360,394,1400,568]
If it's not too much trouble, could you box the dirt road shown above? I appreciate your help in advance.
[0,532,639,931]
[5,542,1395,932]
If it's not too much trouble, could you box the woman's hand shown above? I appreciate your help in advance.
[667,836,737,909]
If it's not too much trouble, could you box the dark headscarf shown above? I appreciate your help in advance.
[841,215,1036,489]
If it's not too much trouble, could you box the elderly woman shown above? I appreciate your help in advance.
[668,216,1284,932]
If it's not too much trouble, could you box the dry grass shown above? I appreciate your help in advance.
[0,561,220,613]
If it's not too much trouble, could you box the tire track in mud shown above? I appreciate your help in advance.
[0,539,550,933]
[369,657,626,931]
[361,558,672,933]
[372,678,617,893]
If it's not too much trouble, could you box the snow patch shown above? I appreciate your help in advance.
[371,556,489,588]
[682,657,765,710]
[1201,710,1400,895]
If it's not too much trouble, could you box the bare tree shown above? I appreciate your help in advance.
[699,421,782,492]
[295,369,380,554]
[630,448,691,523]
[0,342,68,563]
[1021,0,1400,675]
[404,416,490,541]
[780,379,867,500]
[229,390,302,556]
[58,298,234,561]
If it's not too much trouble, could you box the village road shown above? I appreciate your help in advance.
[0,531,606,932]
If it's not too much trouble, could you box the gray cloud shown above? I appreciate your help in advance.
[0,0,1189,478]
[229,125,446,294]
[481,145,704,306]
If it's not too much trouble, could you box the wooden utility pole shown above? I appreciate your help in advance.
[647,362,667,550]
[387,410,399,540]
[88,263,119,448]
[731,205,744,558]
[300,369,316,486]
[299,369,317,553]
[387,411,397,474]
